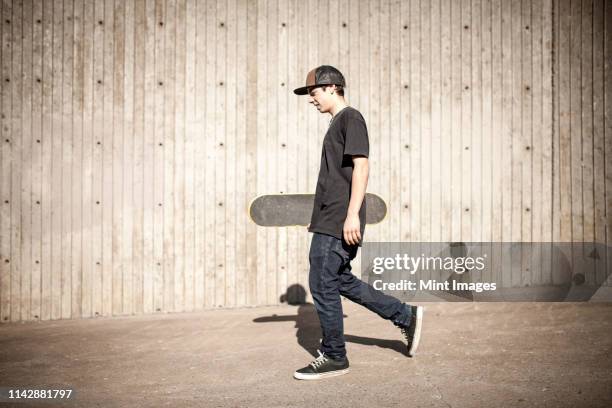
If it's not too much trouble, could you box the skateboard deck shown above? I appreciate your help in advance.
[249,193,387,227]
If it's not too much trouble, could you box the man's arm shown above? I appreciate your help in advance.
[343,156,369,245]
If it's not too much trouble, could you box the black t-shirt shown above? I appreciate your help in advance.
[308,106,369,245]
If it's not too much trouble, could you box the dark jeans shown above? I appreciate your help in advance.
[308,232,412,360]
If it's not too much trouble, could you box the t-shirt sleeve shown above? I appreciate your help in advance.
[343,115,369,158]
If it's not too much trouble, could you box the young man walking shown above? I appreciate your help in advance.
[292,65,424,380]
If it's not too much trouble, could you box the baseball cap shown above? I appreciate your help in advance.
[293,65,346,95]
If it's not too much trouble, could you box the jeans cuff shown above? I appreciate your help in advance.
[392,303,412,328]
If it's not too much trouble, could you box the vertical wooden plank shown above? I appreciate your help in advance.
[347,0,359,121]
[451,0,462,242]
[407,0,420,243]
[557,0,571,243]
[554,0,573,285]
[292,0,304,293]
[71,0,84,318]
[552,0,562,274]
[416,0,428,277]
[604,0,612,286]
[255,0,265,305]
[387,0,400,242]
[183,0,195,311]
[327,0,337,66]
[569,0,583,249]
[283,0,294,298]
[173,0,186,312]
[303,0,318,301]
[245,0,257,305]
[215,0,227,307]
[552,0,560,245]
[263,0,276,305]
[357,0,369,241]
[301,0,311,292]
[108,0,125,315]
[511,0,523,287]
[100,0,114,316]
[81,0,94,316]
[470,0,482,286]
[59,0,73,320]
[366,0,378,242]
[30,0,43,320]
[153,0,165,312]
[361,0,375,241]
[379,0,391,245]
[430,0,442,243]
[162,0,176,312]
[338,0,349,87]
[490,0,503,285]
[460,0,472,241]
[541,0,553,282]
[40,0,54,320]
[50,0,63,319]
[204,0,216,307]
[570,0,583,275]
[9,0,22,322]
[581,0,595,285]
[592,0,606,283]
[276,0,287,300]
[296,0,306,289]
[301,0,310,286]
[224,0,236,307]
[122,0,135,313]
[194,0,206,309]
[481,0,494,284]
[531,0,544,284]
[481,0,493,244]
[578,0,596,277]
[295,0,304,300]
[472,0,482,244]
[234,0,247,306]
[20,0,33,321]
[501,0,513,286]
[131,0,146,314]
[142,0,156,313]
[300,0,316,296]
[440,0,452,244]
[0,0,8,324]
[521,0,533,286]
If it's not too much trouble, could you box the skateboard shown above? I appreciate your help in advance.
[248,193,387,227]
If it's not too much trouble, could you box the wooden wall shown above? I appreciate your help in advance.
[0,0,610,322]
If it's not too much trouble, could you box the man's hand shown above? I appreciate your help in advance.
[306,223,310,230]
[343,213,361,245]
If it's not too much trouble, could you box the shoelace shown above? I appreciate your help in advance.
[310,350,329,369]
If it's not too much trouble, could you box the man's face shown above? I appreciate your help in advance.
[307,85,335,114]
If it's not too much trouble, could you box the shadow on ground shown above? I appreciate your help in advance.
[253,284,407,357]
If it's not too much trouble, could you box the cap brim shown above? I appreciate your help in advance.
[293,86,309,95]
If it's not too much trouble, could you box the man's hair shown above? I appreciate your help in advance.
[312,84,345,97]
[328,84,344,97]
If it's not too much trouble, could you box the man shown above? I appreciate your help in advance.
[292,65,424,380]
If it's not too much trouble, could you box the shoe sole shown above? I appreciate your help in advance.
[408,306,424,357]
[293,368,350,380]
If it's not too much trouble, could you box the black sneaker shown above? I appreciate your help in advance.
[401,305,424,357]
[293,350,350,380]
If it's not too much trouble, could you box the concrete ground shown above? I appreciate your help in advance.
[1,301,611,408]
